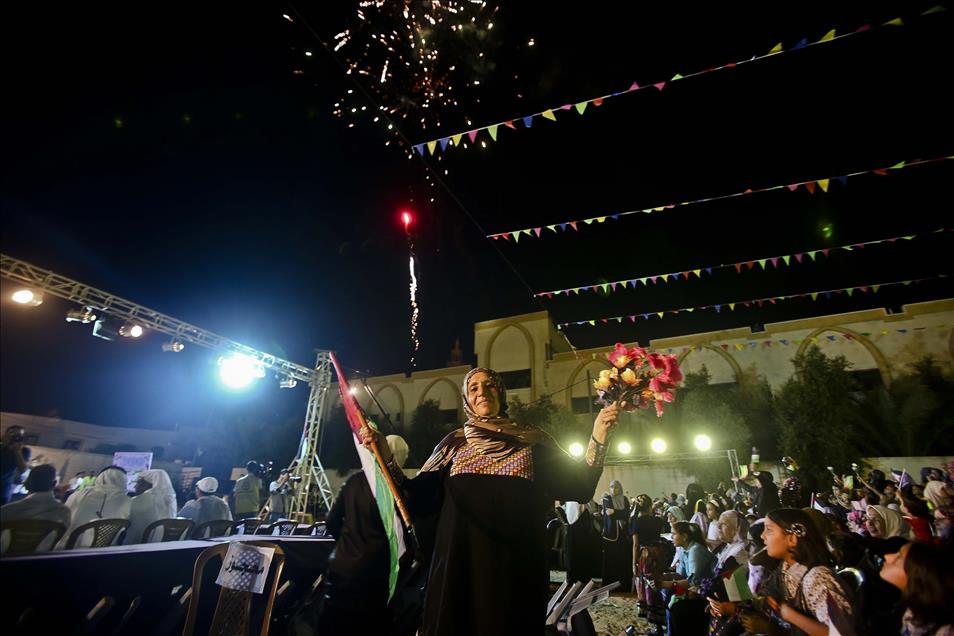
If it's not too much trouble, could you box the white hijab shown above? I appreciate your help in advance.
[60,467,132,548]
[125,469,178,544]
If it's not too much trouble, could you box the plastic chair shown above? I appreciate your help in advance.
[141,518,195,543]
[305,521,327,537]
[192,519,238,539]
[237,518,263,535]
[64,519,130,549]
[257,520,297,536]
[0,519,66,556]
[182,540,286,636]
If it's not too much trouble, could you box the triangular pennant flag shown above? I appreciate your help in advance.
[630,81,640,90]
[568,221,578,231]
[746,261,755,270]
[705,267,712,275]
[654,82,666,91]
[782,255,791,266]
[837,175,848,185]
[414,143,425,155]
[715,305,722,313]
[817,179,829,192]
[610,283,617,291]
[768,42,783,55]
[661,274,670,282]
[808,251,817,261]
[657,312,664,319]
[922,5,946,14]
[672,272,681,281]
[511,231,520,243]
[600,284,609,294]
[734,263,742,273]
[821,249,829,257]
[547,225,557,232]
[584,218,595,225]
[693,269,702,278]
[872,285,881,292]
[811,293,819,301]
[650,276,658,284]
[819,29,836,42]
[574,102,588,115]
[769,257,779,268]
[503,120,516,130]
[890,161,906,169]
[729,303,735,311]
[588,320,595,326]
[846,288,854,296]
[541,109,557,121]
[596,216,607,223]
[439,138,450,151]
[805,181,816,194]
[487,125,498,141]
[593,98,603,106]
[758,259,767,269]
[468,130,479,143]
[735,343,744,350]
[882,17,903,26]
[533,227,542,237]
[452,134,463,146]
[522,116,534,128]
[427,140,438,155]
[787,183,800,192]
[792,37,808,49]
[671,73,684,80]
[795,253,804,263]
[721,344,728,350]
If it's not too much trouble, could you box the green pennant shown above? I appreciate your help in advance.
[661,274,669,282]
[729,303,735,311]
[811,293,818,301]
[547,225,557,232]
[846,288,854,296]
[588,320,595,326]
[600,284,609,293]
[808,251,817,261]
[758,259,767,269]
[693,269,701,277]
[575,102,588,115]
[671,73,684,80]
[584,218,595,225]
[872,285,881,292]
[782,255,791,266]
[512,232,520,243]
[890,160,906,169]
[657,312,664,319]
[487,124,499,141]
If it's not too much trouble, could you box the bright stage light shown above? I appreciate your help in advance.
[279,377,298,389]
[12,289,43,306]
[119,323,144,338]
[694,434,712,451]
[218,354,265,389]
[568,442,584,457]
[650,438,667,454]
[617,441,632,454]
[162,340,185,352]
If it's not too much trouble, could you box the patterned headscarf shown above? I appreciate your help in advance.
[420,367,553,472]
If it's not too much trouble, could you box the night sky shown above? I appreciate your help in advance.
[2,2,951,431]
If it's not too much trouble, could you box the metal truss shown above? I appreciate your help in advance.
[606,448,740,476]
[2,252,337,513]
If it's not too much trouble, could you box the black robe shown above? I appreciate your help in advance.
[406,442,602,636]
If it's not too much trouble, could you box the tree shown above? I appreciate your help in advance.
[406,399,454,467]
[775,345,861,491]
[509,395,586,450]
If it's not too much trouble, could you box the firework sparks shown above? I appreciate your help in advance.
[409,254,420,367]
[333,0,499,131]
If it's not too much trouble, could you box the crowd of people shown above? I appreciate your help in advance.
[553,461,953,636]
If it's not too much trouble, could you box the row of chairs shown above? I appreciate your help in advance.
[0,518,328,556]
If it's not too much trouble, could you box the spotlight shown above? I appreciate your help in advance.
[694,434,712,451]
[11,289,43,306]
[66,307,98,323]
[349,386,358,396]
[279,377,298,389]
[617,441,632,454]
[162,340,185,353]
[568,442,584,457]
[650,438,667,454]
[218,353,265,389]
[119,323,144,338]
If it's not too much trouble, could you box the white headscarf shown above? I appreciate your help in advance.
[565,501,582,525]
[866,504,915,539]
[59,467,132,548]
[715,510,750,569]
[125,469,178,544]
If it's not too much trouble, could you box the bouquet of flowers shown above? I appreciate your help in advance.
[593,343,683,416]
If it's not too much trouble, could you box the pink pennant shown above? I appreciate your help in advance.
[654,82,666,91]
[794,253,804,263]
[568,221,578,231]
[533,227,542,237]
[821,249,830,257]
[467,130,479,143]
[769,257,779,268]
[629,315,636,322]
[872,168,888,175]
[560,104,573,110]
[629,82,640,91]
[650,276,658,284]
[787,183,800,191]
[856,24,871,32]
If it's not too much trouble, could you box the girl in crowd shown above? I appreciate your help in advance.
[705,499,724,549]
[656,521,715,636]
[880,541,953,635]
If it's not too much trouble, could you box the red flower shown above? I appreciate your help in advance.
[608,343,633,368]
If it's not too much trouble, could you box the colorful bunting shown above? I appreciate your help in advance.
[488,157,949,242]
[532,228,947,298]
[554,275,945,328]
[415,11,941,153]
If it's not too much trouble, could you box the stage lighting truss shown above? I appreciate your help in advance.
[65,306,98,323]
[279,376,298,389]
[162,340,185,352]
[119,322,144,338]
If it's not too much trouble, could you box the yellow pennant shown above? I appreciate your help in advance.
[452,134,463,146]
[817,179,829,192]
[542,109,557,121]
[768,42,783,55]
[819,29,836,42]
[427,140,437,155]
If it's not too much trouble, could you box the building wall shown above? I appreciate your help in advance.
[340,299,954,459]
[1,412,178,455]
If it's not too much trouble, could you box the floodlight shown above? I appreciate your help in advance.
[617,441,632,454]
[66,307,98,323]
[162,340,185,352]
[568,442,584,457]
[218,353,265,389]
[650,438,667,454]
[279,377,298,389]
[694,434,712,451]
[11,289,43,306]
[119,323,144,338]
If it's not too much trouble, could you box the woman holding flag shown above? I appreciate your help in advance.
[362,367,617,635]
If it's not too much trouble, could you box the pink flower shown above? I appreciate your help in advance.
[608,343,633,368]
[647,352,683,382]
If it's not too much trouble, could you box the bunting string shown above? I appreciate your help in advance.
[488,156,950,242]
[414,6,946,156]
[555,275,947,329]
[535,229,950,298]
[587,324,951,357]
